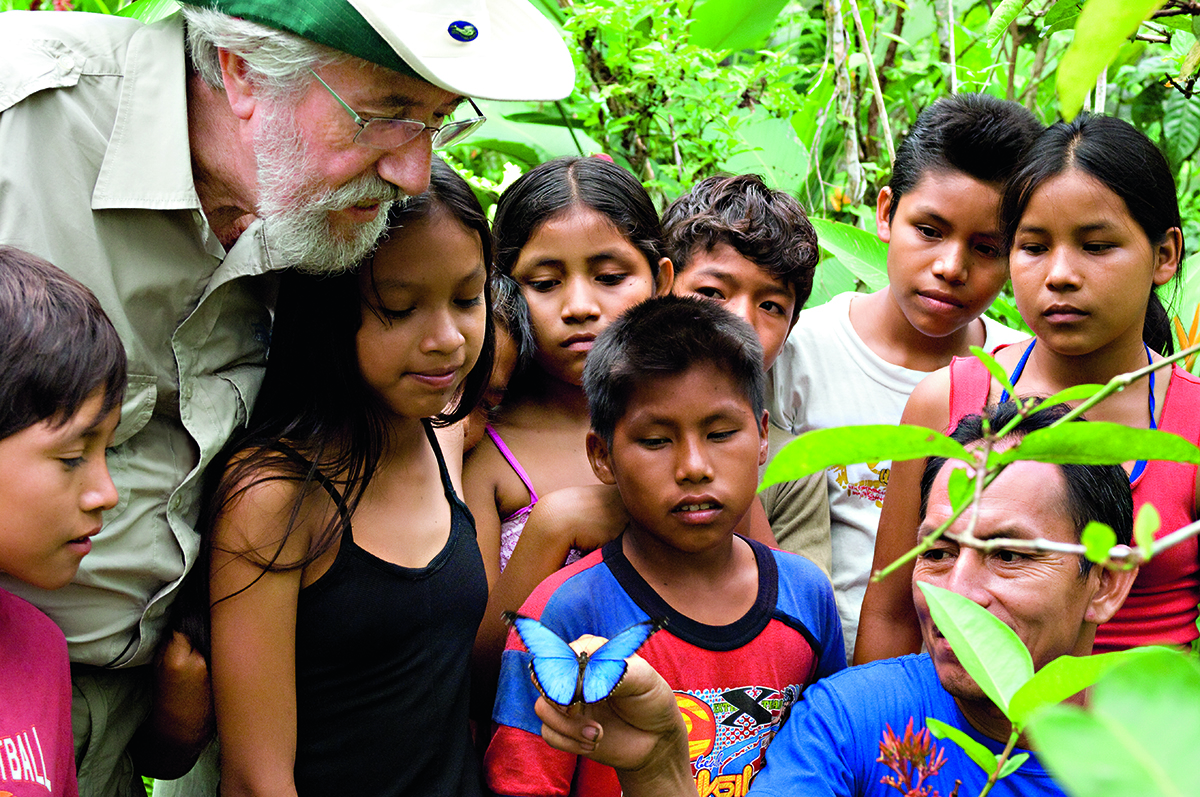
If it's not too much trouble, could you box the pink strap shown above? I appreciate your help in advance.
[947,355,992,432]
[485,425,540,504]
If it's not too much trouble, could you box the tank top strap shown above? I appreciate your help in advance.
[947,355,992,431]
[484,424,540,503]
[422,418,457,501]
[270,442,354,537]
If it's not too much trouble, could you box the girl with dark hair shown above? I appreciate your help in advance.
[463,156,673,581]
[207,159,495,797]
[859,114,1200,662]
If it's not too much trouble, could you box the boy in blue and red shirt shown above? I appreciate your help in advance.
[485,296,844,797]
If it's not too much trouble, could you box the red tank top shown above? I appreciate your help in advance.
[947,354,1200,652]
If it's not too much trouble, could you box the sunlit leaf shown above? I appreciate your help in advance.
[916,583,1032,715]
[994,424,1200,466]
[810,218,889,292]
[1081,521,1117,564]
[760,425,970,488]
[1008,648,1157,728]
[1028,648,1200,796]
[690,0,790,51]
[985,0,1033,48]
[947,467,973,514]
[1029,384,1105,411]
[1058,0,1167,120]
[721,115,810,193]
[1134,503,1161,560]
[926,717,997,774]
[999,753,1030,778]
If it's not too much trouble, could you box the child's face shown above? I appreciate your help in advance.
[464,325,518,452]
[672,242,797,369]
[877,169,1009,339]
[586,363,768,556]
[0,390,119,590]
[511,206,672,386]
[1009,168,1180,358]
[357,205,488,420]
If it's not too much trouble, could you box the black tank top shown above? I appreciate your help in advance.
[291,422,487,796]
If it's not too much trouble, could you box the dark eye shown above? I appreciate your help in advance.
[455,295,483,310]
[59,456,85,470]
[638,437,669,449]
[920,547,953,562]
[995,549,1024,563]
[695,287,726,300]
[915,225,942,240]
[380,306,415,320]
[596,272,628,287]
[1083,242,1115,254]
[525,279,559,293]
[708,429,737,442]
[1017,242,1046,256]
[975,243,1000,259]
[761,300,786,316]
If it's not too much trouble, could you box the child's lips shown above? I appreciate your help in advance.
[561,333,596,353]
[1042,304,1088,323]
[917,289,964,310]
[671,497,724,524]
[410,366,461,389]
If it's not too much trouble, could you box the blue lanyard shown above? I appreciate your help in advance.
[998,339,1155,483]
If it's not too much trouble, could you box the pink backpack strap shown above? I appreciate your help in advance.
[947,355,992,432]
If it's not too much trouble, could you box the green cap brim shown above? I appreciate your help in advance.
[180,0,420,78]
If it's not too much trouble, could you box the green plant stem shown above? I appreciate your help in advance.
[846,0,896,165]
[977,730,1020,797]
[554,100,584,156]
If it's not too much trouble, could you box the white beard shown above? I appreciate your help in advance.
[254,103,406,274]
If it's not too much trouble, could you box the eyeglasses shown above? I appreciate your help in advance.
[309,69,486,150]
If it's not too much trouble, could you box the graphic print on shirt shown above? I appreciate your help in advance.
[831,462,889,508]
[675,682,803,796]
[0,725,55,794]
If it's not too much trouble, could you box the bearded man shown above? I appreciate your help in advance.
[0,2,572,794]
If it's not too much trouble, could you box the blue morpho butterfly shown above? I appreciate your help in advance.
[504,612,666,706]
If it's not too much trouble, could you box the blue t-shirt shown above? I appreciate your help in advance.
[751,654,1064,797]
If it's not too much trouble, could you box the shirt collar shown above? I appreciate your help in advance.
[92,14,199,212]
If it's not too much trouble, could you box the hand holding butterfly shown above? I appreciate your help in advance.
[534,635,695,797]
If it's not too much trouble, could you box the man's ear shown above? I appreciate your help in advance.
[654,257,674,296]
[1085,561,1138,626]
[586,431,617,485]
[219,49,260,120]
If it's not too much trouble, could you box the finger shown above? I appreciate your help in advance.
[535,697,600,754]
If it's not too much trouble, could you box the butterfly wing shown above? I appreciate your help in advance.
[505,612,583,706]
[580,618,665,704]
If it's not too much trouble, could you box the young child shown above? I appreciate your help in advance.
[464,155,673,584]
[861,114,1200,660]
[205,160,495,797]
[661,173,830,573]
[484,296,845,797]
[0,246,126,797]
[768,94,1043,660]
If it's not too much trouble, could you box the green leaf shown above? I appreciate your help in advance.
[806,255,858,309]
[926,717,997,774]
[985,0,1032,48]
[1043,0,1085,34]
[1057,0,1168,120]
[810,218,889,292]
[1008,647,1158,728]
[1163,89,1200,168]
[720,115,810,193]
[994,423,1200,467]
[116,0,178,22]
[1133,503,1161,558]
[1028,384,1105,411]
[1028,648,1200,796]
[1080,521,1117,564]
[916,583,1033,715]
[760,425,970,488]
[969,346,1017,401]
[689,0,790,52]
[947,467,973,514]
[999,753,1030,778]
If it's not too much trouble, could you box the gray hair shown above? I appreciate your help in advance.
[182,6,347,100]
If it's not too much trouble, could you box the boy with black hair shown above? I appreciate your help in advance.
[0,246,127,797]
[663,173,832,573]
[485,296,844,797]
[768,94,1042,660]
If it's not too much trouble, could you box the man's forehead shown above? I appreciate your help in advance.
[923,458,1073,540]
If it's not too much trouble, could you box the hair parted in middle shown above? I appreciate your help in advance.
[583,295,765,446]
[661,173,818,319]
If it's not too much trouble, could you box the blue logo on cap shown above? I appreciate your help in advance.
[448,21,478,42]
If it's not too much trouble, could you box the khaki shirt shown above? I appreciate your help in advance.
[0,11,281,668]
